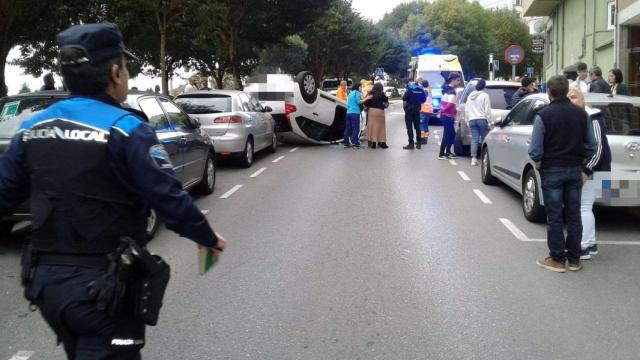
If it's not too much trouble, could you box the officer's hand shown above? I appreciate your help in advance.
[212,232,227,261]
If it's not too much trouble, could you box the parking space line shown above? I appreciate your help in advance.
[289,147,299,153]
[457,171,470,181]
[250,167,267,178]
[9,351,35,360]
[473,189,493,204]
[220,185,243,199]
[272,156,285,163]
[499,218,538,242]
[449,160,457,165]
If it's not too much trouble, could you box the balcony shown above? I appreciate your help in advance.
[523,0,560,16]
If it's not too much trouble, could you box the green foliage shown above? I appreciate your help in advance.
[18,82,31,94]
[378,1,428,35]
[257,35,308,74]
[487,8,537,79]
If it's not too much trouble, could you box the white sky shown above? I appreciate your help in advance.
[4,0,513,96]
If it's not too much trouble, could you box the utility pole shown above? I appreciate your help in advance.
[489,53,494,80]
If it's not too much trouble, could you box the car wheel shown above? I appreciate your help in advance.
[194,152,216,195]
[481,146,498,185]
[146,209,159,240]
[0,221,15,239]
[239,138,254,168]
[295,71,318,104]
[522,169,546,222]
[267,131,277,153]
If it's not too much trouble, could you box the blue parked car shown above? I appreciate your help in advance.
[0,91,216,239]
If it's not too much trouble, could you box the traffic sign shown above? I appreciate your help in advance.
[527,67,534,75]
[504,45,525,65]
[532,36,545,54]
[493,60,500,71]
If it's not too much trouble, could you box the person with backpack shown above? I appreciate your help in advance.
[402,78,427,150]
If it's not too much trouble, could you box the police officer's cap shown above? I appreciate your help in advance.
[57,23,139,66]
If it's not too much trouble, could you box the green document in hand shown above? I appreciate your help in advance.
[198,246,217,275]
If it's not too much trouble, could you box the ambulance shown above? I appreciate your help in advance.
[407,54,465,122]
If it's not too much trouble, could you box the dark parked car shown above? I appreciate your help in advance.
[0,91,216,238]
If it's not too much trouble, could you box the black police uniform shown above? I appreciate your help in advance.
[0,23,218,359]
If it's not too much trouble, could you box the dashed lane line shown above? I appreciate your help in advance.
[449,160,457,166]
[250,167,267,178]
[272,156,285,163]
[9,351,35,360]
[200,209,209,215]
[458,171,470,181]
[220,185,243,199]
[473,189,493,204]
[289,147,299,153]
[499,218,640,245]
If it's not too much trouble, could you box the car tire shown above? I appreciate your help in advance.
[522,168,546,223]
[267,131,277,153]
[239,138,254,168]
[194,152,216,195]
[0,221,15,239]
[481,146,498,185]
[296,71,318,104]
[146,209,159,241]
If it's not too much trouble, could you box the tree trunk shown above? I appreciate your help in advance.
[160,29,168,95]
[214,66,225,89]
[0,45,10,97]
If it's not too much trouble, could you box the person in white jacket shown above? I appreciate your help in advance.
[465,79,492,165]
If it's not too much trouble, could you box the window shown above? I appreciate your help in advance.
[138,98,170,130]
[524,99,548,126]
[238,93,255,112]
[0,97,59,137]
[485,87,518,110]
[249,95,263,112]
[607,2,615,30]
[159,98,190,129]
[174,95,232,114]
[504,100,531,126]
[595,103,640,136]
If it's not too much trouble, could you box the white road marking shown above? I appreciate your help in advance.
[458,171,470,181]
[9,351,35,360]
[449,160,457,166]
[499,218,537,242]
[289,147,299,153]
[473,189,493,204]
[435,135,440,139]
[220,185,243,199]
[272,156,285,163]
[501,218,640,245]
[391,112,405,115]
[200,209,209,215]
[250,167,267,178]
[432,130,438,134]
[438,141,442,146]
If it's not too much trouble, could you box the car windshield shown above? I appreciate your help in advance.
[322,80,339,89]
[418,71,463,89]
[0,97,60,138]
[485,87,518,110]
[592,103,640,136]
[174,95,232,114]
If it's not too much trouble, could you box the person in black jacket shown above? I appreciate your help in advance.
[567,87,612,260]
[510,76,537,107]
[528,75,595,273]
[402,79,426,150]
[363,83,389,149]
[588,66,611,94]
[40,73,56,91]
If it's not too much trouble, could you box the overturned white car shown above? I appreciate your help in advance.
[245,71,347,144]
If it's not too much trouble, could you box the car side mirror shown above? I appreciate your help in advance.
[190,116,201,128]
[263,106,272,113]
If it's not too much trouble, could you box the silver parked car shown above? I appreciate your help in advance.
[454,79,520,156]
[174,90,277,168]
[481,92,640,222]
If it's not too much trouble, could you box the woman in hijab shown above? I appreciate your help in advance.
[363,82,389,149]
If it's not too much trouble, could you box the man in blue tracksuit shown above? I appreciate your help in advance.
[344,82,365,148]
[0,23,226,359]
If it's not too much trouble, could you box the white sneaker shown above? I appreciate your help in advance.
[471,157,478,166]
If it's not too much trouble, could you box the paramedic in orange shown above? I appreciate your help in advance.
[336,80,348,101]
[419,80,433,144]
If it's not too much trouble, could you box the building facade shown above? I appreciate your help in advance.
[618,0,640,95]
[523,0,616,87]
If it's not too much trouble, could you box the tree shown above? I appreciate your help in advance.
[487,8,535,80]
[256,35,308,75]
[0,0,101,97]
[378,1,428,35]
[18,82,30,94]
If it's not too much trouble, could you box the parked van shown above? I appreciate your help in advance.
[407,54,465,123]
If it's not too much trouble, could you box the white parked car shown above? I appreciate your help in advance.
[174,90,277,168]
[245,71,347,144]
[481,92,640,222]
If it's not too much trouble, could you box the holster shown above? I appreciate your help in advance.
[122,237,171,326]
[20,242,38,306]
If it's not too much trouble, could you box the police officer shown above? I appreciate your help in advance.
[0,23,226,359]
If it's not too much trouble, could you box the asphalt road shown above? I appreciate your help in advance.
[2,101,640,360]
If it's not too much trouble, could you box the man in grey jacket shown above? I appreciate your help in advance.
[588,66,610,94]
[465,79,492,166]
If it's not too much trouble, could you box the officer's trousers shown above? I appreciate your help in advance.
[28,265,144,360]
